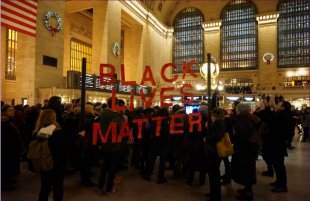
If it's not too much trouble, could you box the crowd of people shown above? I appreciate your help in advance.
[1,96,309,201]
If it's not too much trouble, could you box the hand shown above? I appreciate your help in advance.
[78,130,86,137]
[205,122,208,128]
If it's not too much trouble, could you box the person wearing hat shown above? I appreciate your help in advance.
[231,103,258,201]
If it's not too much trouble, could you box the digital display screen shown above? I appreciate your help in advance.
[79,74,95,88]
[118,84,134,93]
[95,78,116,91]
[185,105,200,114]
[136,85,151,96]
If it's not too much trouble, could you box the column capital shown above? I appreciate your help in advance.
[256,12,279,26]
[202,20,222,33]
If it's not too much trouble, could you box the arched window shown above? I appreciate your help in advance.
[173,7,204,74]
[220,0,258,71]
[278,0,310,67]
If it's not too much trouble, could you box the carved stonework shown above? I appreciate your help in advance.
[70,22,92,40]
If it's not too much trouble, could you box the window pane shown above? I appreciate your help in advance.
[278,0,310,68]
[220,0,258,71]
[173,7,204,74]
[70,39,92,73]
[5,29,17,80]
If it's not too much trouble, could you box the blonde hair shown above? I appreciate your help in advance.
[33,109,60,134]
[85,104,94,114]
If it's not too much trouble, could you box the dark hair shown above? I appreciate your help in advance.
[107,97,119,108]
[172,104,181,113]
[101,103,108,109]
[1,105,13,113]
[157,107,169,117]
[47,96,62,111]
[211,107,225,119]
[281,101,291,113]
[118,99,125,106]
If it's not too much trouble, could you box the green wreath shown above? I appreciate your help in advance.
[44,11,62,33]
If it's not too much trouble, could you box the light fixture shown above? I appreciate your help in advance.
[200,56,219,90]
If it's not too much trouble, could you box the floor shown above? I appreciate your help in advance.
[2,134,310,201]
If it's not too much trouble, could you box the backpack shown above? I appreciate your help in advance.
[27,137,53,172]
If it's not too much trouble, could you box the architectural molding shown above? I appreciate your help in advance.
[256,12,279,26]
[121,0,173,37]
[202,20,222,33]
[70,22,92,40]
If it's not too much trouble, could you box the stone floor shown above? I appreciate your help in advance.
[2,134,310,201]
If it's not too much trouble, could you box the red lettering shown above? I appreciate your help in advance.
[141,66,156,86]
[120,64,136,86]
[132,118,148,139]
[140,88,157,109]
[117,121,133,143]
[161,63,178,83]
[180,84,194,105]
[152,116,165,137]
[100,64,115,85]
[182,60,198,79]
[160,87,174,107]
[189,113,202,133]
[92,122,117,145]
[170,114,185,134]
[111,89,126,112]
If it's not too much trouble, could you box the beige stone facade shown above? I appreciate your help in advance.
[1,0,309,108]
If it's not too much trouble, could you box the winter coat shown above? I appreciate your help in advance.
[1,115,23,176]
[205,119,226,156]
[269,110,290,158]
[231,114,257,186]
[99,109,122,152]
[35,124,67,171]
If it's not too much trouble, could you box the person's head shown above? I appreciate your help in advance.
[34,109,59,133]
[47,96,62,111]
[100,103,107,111]
[236,103,251,115]
[107,97,119,109]
[276,101,291,113]
[2,105,15,118]
[211,108,224,123]
[232,101,240,109]
[94,105,103,116]
[64,103,73,112]
[259,100,269,110]
[85,104,94,115]
[73,106,81,115]
[144,108,154,118]
[157,107,169,117]
[172,104,181,113]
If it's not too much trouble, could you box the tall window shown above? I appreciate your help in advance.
[70,39,92,73]
[173,7,204,74]
[278,0,310,67]
[5,29,17,80]
[220,0,258,71]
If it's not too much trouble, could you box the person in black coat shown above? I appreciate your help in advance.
[186,109,206,186]
[255,101,275,177]
[1,105,24,191]
[269,101,291,193]
[205,108,226,201]
[33,109,66,201]
[231,103,258,201]
[79,104,96,186]
[143,107,170,184]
